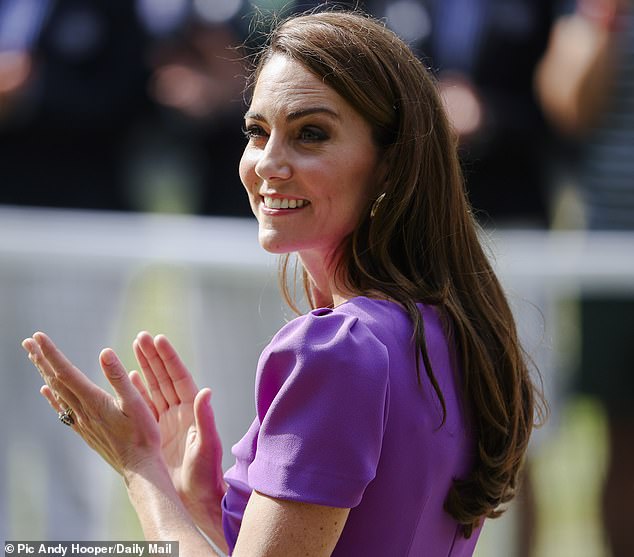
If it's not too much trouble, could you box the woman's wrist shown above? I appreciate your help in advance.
[181,487,228,553]
[124,466,224,557]
[123,457,173,500]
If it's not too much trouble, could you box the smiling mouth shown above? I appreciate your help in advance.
[262,196,309,209]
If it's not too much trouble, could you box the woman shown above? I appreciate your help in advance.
[22,9,543,557]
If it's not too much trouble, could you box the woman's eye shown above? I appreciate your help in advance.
[299,126,327,142]
[243,125,267,140]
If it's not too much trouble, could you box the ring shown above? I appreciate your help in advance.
[58,407,74,426]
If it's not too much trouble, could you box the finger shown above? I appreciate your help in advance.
[154,334,198,402]
[99,348,161,456]
[99,348,145,412]
[193,388,221,449]
[133,336,168,413]
[23,335,84,413]
[40,384,84,430]
[41,384,63,413]
[23,337,55,384]
[129,369,159,421]
[23,337,51,383]
[193,388,225,486]
[32,332,77,373]
[135,332,179,406]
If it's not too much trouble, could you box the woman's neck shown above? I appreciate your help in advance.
[298,250,353,309]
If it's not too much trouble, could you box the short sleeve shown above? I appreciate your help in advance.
[248,308,390,509]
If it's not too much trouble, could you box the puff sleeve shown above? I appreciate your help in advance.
[248,308,390,509]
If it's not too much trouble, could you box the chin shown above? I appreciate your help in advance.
[257,232,295,255]
[259,244,291,255]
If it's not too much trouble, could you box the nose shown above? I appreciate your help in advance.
[254,134,292,182]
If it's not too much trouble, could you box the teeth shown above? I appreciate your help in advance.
[263,196,306,209]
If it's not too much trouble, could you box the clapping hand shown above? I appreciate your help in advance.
[21,332,162,476]
[130,333,227,543]
[22,331,227,550]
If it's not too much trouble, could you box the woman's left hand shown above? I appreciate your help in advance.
[22,332,163,476]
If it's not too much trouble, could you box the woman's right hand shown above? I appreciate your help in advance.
[131,332,227,550]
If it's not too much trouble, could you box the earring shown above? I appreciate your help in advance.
[370,193,386,218]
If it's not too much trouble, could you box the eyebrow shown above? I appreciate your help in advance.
[244,107,340,122]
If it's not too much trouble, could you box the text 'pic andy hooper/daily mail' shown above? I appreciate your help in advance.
[4,542,178,557]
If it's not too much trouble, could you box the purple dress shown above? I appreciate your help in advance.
[222,297,482,556]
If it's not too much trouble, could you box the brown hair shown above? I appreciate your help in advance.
[247,9,544,538]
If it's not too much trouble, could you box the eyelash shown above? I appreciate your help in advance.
[299,126,328,141]
[242,125,329,143]
[242,124,266,140]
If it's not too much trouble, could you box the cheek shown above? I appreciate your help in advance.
[342,156,379,214]
[238,149,257,192]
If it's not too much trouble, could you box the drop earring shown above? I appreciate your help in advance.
[370,193,386,218]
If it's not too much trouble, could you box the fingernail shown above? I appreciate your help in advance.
[101,349,115,365]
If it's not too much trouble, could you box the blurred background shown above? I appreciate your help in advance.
[1,0,633,556]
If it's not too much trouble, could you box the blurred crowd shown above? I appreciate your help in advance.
[0,0,259,215]
[1,1,632,556]
[0,0,560,222]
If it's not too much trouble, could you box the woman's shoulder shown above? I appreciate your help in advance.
[266,299,387,361]
[336,296,446,339]
[256,299,391,407]
[263,296,447,367]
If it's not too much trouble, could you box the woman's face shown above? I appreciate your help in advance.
[239,54,381,267]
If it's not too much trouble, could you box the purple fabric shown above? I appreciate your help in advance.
[222,297,482,556]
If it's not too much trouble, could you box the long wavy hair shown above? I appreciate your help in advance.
[246,9,545,538]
